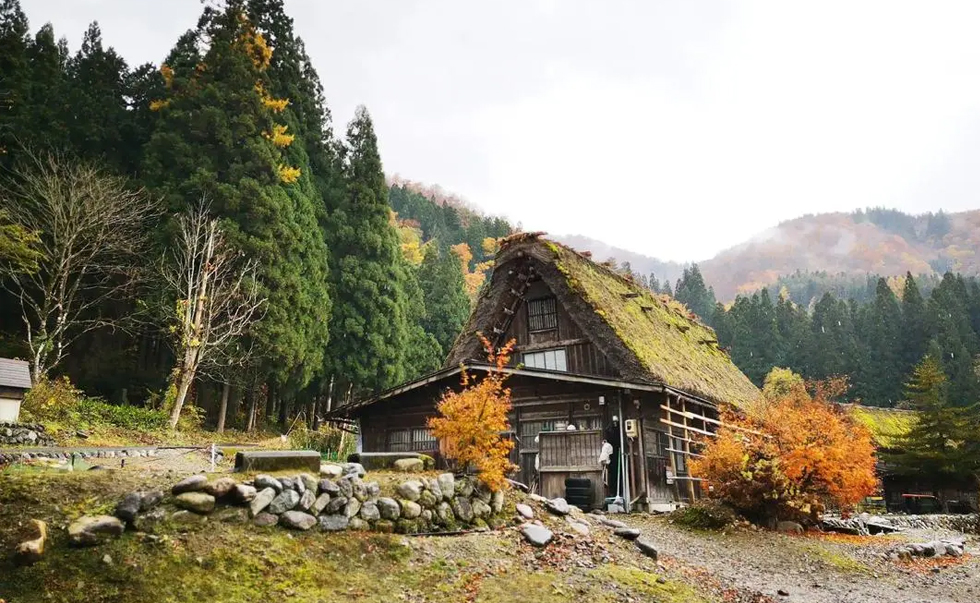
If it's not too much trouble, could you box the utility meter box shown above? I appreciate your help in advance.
[624,419,638,438]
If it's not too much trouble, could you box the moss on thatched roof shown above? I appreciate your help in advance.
[448,234,760,408]
[847,404,915,449]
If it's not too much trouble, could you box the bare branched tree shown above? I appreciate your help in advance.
[0,151,158,380]
[162,201,266,430]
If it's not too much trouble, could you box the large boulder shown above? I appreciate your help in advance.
[319,515,349,532]
[336,477,354,499]
[418,490,438,509]
[515,504,534,520]
[297,489,317,512]
[14,519,46,565]
[254,474,284,493]
[343,462,367,478]
[267,489,301,514]
[311,493,332,515]
[614,528,641,540]
[299,473,319,493]
[206,477,237,499]
[344,498,362,519]
[320,463,344,479]
[437,474,455,500]
[279,511,317,531]
[115,492,143,524]
[400,500,422,519]
[360,500,381,521]
[174,492,216,515]
[545,498,571,516]
[426,478,443,501]
[350,478,367,502]
[455,479,474,498]
[377,497,401,520]
[365,481,381,498]
[68,515,125,547]
[326,496,348,514]
[319,479,340,496]
[394,458,424,472]
[250,487,277,516]
[435,502,454,526]
[472,500,492,519]
[253,512,278,527]
[171,475,208,495]
[452,497,474,523]
[234,484,258,503]
[139,490,165,512]
[520,523,553,547]
[396,480,423,502]
[635,538,658,560]
[776,521,803,535]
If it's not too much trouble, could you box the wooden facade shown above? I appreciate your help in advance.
[331,234,759,512]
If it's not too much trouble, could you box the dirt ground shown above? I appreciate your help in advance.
[1,459,977,603]
[625,514,980,603]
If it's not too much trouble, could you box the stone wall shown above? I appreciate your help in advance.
[0,421,55,448]
[72,466,508,545]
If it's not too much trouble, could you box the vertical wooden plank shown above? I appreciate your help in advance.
[666,395,679,502]
[681,398,697,501]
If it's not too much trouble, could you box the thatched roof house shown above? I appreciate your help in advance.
[334,232,759,511]
[447,233,759,408]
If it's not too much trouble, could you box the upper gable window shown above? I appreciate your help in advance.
[528,296,558,332]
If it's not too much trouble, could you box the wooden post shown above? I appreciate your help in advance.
[681,398,697,501]
[636,412,649,512]
[665,394,679,502]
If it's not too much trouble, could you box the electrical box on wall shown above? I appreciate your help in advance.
[624,419,638,438]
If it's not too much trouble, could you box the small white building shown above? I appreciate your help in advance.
[0,358,32,422]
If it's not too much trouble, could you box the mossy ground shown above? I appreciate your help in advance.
[0,471,719,603]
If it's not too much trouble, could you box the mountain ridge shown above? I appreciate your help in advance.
[555,208,980,301]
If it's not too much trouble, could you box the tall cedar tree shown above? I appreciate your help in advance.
[900,273,930,376]
[418,244,471,353]
[888,356,977,488]
[324,107,409,395]
[400,256,443,379]
[856,278,903,405]
[673,264,717,325]
[928,273,980,405]
[142,2,331,393]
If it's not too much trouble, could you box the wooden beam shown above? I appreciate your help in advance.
[681,398,697,501]
[515,338,590,353]
[660,404,765,437]
[660,417,717,437]
[665,447,704,458]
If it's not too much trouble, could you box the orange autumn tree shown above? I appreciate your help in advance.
[428,335,517,490]
[690,370,878,525]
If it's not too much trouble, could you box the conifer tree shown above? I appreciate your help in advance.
[142,1,331,394]
[856,278,903,405]
[418,244,470,353]
[901,273,929,377]
[889,356,975,496]
[674,264,717,324]
[0,0,30,163]
[324,106,409,394]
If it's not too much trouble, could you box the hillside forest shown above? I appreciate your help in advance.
[2,0,979,433]
[0,0,512,430]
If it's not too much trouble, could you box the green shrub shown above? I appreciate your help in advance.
[669,500,740,531]
[74,399,169,431]
[20,376,83,423]
[289,425,355,460]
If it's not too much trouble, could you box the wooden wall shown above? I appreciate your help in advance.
[502,278,616,377]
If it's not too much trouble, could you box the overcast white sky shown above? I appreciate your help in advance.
[21,1,980,261]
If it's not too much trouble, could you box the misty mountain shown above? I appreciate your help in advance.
[552,234,687,286]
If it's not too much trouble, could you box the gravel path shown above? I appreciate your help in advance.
[624,515,980,603]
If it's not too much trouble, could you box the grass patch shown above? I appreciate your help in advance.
[669,501,739,531]
[803,543,874,574]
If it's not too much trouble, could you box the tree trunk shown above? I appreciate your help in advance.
[325,374,335,413]
[217,381,231,433]
[246,388,257,432]
[311,394,320,431]
[169,371,194,429]
[266,382,276,419]
[278,394,289,428]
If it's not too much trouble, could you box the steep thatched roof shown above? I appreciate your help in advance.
[446,234,760,408]
[847,404,915,449]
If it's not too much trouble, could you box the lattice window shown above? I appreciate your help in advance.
[387,427,436,452]
[527,297,558,332]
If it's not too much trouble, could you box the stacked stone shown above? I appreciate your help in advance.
[886,538,967,560]
[0,448,158,464]
[0,421,56,447]
[66,467,508,544]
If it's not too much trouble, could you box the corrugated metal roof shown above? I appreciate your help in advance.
[0,358,32,389]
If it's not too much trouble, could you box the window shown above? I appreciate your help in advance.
[523,348,567,371]
[527,297,558,332]
[387,427,436,452]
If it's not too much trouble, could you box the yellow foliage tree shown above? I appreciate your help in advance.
[428,335,517,490]
[691,372,878,524]
[450,242,491,303]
